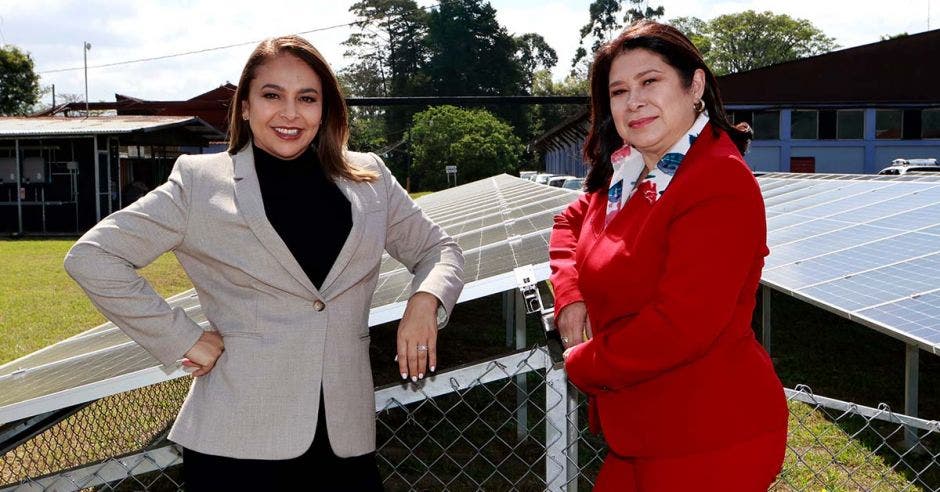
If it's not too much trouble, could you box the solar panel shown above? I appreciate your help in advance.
[760,173,940,354]
[0,175,576,424]
[858,291,940,345]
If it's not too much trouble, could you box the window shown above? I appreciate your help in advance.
[875,110,902,139]
[922,109,940,139]
[753,111,780,140]
[791,110,818,139]
[903,110,921,139]
[837,110,864,139]
[819,110,837,140]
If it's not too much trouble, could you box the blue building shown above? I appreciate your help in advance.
[535,29,940,176]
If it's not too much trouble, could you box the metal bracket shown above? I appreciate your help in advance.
[514,265,564,367]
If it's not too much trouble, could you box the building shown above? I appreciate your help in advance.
[0,116,223,235]
[534,29,940,176]
[38,84,236,135]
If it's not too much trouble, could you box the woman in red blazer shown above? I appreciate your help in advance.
[550,21,787,491]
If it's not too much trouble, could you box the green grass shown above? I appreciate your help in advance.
[774,401,923,491]
[0,239,192,365]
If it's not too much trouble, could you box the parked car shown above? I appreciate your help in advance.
[878,165,940,175]
[533,173,555,185]
[546,175,576,187]
[561,177,585,192]
[519,171,537,180]
[890,158,937,167]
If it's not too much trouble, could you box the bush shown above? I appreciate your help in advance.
[408,106,523,191]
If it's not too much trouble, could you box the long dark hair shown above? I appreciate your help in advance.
[583,20,751,192]
[226,35,376,182]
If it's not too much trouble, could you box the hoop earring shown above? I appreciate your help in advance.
[693,99,705,113]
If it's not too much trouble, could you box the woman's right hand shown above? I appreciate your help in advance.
[556,301,591,349]
[182,331,224,377]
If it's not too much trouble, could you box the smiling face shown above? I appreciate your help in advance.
[608,48,704,166]
[241,53,323,160]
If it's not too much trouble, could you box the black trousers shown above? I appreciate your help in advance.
[182,391,383,491]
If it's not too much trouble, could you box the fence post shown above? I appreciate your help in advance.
[545,352,569,492]
[566,382,580,492]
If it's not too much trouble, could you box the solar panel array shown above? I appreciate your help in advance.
[759,173,940,353]
[5,170,940,425]
[0,174,577,423]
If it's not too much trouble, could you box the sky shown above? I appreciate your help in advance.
[1,0,936,106]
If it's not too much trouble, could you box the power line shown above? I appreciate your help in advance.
[38,3,440,75]
[38,21,357,74]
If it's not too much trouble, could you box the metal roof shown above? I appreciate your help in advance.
[0,116,224,139]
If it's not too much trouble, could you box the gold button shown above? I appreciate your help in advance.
[313,300,325,312]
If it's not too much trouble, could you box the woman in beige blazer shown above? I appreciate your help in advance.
[65,35,464,491]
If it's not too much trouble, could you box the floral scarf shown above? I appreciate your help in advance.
[605,112,709,225]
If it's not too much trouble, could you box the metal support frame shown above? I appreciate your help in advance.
[503,291,514,349]
[502,289,530,440]
[545,357,570,492]
[15,139,22,234]
[513,290,528,440]
[904,344,920,449]
[93,135,100,222]
[762,285,772,354]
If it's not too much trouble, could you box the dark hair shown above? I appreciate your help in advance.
[226,35,376,182]
[582,20,751,192]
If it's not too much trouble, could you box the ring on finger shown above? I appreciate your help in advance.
[416,344,429,351]
[560,336,570,344]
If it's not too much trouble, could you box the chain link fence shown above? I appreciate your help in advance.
[2,347,938,491]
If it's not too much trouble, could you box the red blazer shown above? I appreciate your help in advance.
[550,125,787,458]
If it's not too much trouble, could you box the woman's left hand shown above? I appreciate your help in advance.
[397,292,440,382]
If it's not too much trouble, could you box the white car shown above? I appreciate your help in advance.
[533,173,555,185]
[546,175,576,187]
[878,165,940,175]
[890,158,937,167]
[519,171,537,181]
[561,177,585,192]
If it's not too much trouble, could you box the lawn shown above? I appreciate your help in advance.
[0,239,192,365]
[1,238,938,490]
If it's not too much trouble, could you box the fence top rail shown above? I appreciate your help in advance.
[375,347,550,411]
[785,385,940,432]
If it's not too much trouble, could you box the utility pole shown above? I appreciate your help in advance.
[83,41,91,116]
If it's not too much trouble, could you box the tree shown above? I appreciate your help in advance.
[342,0,431,97]
[0,45,41,116]
[668,16,711,59]
[529,70,588,140]
[624,0,664,24]
[424,0,546,141]
[881,32,908,41]
[514,33,558,93]
[571,0,665,73]
[342,0,431,177]
[342,0,561,176]
[670,11,838,75]
[425,0,522,96]
[408,105,523,190]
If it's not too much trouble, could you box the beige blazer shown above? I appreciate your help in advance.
[64,144,464,459]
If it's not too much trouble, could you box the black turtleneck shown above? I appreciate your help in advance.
[253,144,352,290]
